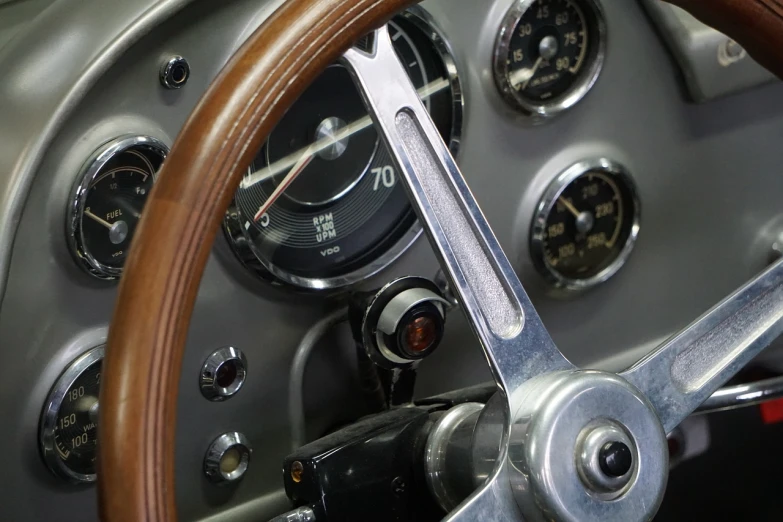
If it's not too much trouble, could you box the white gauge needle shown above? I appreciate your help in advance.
[558,197,581,219]
[241,77,451,192]
[510,57,543,91]
[84,209,113,230]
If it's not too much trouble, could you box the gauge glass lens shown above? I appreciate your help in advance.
[507,0,590,102]
[82,151,158,269]
[495,0,605,119]
[532,162,639,289]
[40,347,104,483]
[229,14,459,289]
[71,138,166,279]
[51,360,101,477]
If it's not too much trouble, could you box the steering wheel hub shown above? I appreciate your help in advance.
[506,371,668,522]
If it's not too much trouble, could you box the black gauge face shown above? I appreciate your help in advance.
[532,163,639,290]
[495,0,605,119]
[507,0,590,102]
[51,360,101,477]
[229,14,459,289]
[40,347,104,483]
[71,138,166,279]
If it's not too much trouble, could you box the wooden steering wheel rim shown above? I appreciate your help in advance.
[97,0,415,520]
[97,1,783,521]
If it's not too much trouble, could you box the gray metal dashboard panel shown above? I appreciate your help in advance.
[0,0,782,521]
[0,0,56,51]
[640,0,778,102]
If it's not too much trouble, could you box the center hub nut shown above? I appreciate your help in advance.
[576,422,637,498]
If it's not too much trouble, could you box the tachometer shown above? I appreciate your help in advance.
[530,159,640,291]
[225,9,462,290]
[494,0,606,122]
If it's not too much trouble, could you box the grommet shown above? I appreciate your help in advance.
[160,56,190,89]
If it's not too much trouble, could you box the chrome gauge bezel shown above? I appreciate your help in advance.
[494,0,607,123]
[224,6,464,291]
[67,135,169,280]
[39,345,104,484]
[402,5,465,161]
[530,158,641,291]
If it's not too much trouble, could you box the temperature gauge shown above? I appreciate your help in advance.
[39,346,103,483]
[531,159,640,291]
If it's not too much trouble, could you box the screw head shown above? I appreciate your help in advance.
[291,461,304,484]
[391,476,406,497]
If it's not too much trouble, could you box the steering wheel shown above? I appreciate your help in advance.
[97,0,783,521]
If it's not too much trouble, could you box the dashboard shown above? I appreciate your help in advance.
[0,0,782,520]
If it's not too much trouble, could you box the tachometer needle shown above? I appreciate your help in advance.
[558,197,581,219]
[241,77,451,192]
[84,209,114,230]
[253,145,316,222]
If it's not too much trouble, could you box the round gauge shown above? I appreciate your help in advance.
[225,8,462,290]
[39,346,103,483]
[68,136,168,280]
[494,0,606,121]
[530,159,640,291]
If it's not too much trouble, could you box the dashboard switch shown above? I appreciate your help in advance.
[200,347,248,402]
[204,432,252,484]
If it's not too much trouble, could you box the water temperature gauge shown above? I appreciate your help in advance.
[39,346,103,483]
[531,159,640,291]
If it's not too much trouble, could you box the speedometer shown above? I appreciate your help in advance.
[225,9,462,290]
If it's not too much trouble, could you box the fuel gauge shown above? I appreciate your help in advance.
[68,136,168,280]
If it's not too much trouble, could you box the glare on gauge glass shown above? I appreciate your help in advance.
[227,13,461,290]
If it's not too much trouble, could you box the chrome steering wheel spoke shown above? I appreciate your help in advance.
[622,258,783,432]
[342,23,783,522]
[444,466,523,522]
[343,29,575,519]
[343,26,574,402]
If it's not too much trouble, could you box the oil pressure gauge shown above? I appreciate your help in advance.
[531,159,640,291]
[494,0,606,122]
[40,346,103,483]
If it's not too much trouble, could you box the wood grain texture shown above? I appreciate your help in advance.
[97,0,415,521]
[666,0,783,79]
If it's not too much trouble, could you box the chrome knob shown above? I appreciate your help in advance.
[200,347,248,401]
[204,432,252,484]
